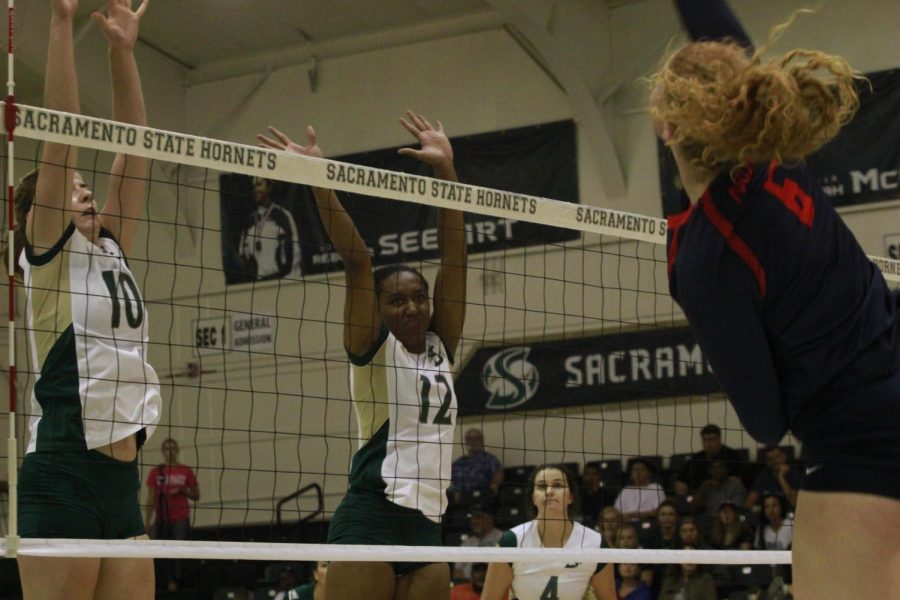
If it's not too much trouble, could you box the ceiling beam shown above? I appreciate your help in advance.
[185,11,505,87]
[484,0,626,204]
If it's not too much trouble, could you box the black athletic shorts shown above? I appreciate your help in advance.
[795,369,900,500]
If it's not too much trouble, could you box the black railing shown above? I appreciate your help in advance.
[275,482,324,539]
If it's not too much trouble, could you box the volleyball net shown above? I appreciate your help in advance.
[2,103,898,581]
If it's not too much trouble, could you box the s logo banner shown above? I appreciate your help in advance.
[481,347,539,409]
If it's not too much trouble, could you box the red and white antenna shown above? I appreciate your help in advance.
[4,0,19,557]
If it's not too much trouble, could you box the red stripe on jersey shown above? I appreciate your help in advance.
[666,203,696,278]
[699,190,767,298]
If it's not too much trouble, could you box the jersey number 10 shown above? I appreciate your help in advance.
[102,270,144,329]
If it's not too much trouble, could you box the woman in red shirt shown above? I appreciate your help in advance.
[145,438,200,590]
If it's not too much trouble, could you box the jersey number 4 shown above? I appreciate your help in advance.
[418,374,453,425]
[540,576,559,600]
[102,270,144,329]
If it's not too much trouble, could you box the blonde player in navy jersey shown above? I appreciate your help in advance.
[658,0,900,596]
[257,112,466,600]
[482,465,616,600]
[13,1,159,598]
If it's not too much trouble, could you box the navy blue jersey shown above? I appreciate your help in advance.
[667,161,900,443]
[674,0,752,49]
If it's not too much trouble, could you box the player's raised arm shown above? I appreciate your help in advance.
[95,0,150,254]
[257,126,381,356]
[28,0,81,254]
[397,111,467,359]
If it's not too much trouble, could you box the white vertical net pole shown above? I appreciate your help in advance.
[4,0,18,558]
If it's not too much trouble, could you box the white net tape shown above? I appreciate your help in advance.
[4,102,897,281]
[2,538,791,564]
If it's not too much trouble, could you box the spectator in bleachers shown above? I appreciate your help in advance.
[272,566,300,600]
[616,524,655,589]
[692,459,746,516]
[678,517,708,549]
[145,437,200,592]
[451,562,488,600]
[616,523,641,549]
[674,424,742,496]
[615,563,653,600]
[744,446,801,510]
[658,547,717,600]
[754,495,793,551]
[454,503,504,581]
[286,561,327,600]
[709,502,752,550]
[580,463,616,529]
[642,500,682,596]
[642,500,681,549]
[614,459,667,522]
[451,428,504,500]
[599,506,624,547]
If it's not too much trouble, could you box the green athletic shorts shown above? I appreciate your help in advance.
[18,449,144,539]
[327,492,442,577]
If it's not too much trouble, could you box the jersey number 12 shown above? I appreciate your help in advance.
[418,374,453,425]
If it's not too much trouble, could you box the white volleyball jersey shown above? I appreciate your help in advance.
[500,521,605,600]
[348,329,457,523]
[20,224,161,453]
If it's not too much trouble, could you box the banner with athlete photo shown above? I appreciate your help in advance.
[659,68,900,215]
[455,325,720,416]
[220,120,580,282]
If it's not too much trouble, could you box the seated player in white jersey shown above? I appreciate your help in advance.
[481,464,616,600]
[257,112,467,600]
[13,1,160,599]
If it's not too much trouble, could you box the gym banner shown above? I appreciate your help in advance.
[660,68,900,215]
[220,120,579,283]
[455,326,720,416]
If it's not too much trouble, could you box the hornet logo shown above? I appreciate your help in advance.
[481,347,539,409]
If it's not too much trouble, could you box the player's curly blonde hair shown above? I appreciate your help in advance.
[650,25,862,172]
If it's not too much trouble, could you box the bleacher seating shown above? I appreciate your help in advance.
[499,483,527,507]
[458,486,492,507]
[668,452,693,473]
[586,459,623,489]
[726,564,773,592]
[253,586,279,599]
[503,465,535,485]
[161,448,795,597]
[495,504,527,529]
[213,587,253,600]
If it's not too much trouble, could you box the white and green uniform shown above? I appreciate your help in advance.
[348,328,456,523]
[499,521,605,600]
[20,224,161,453]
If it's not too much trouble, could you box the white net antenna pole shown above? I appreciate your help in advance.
[4,0,19,559]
